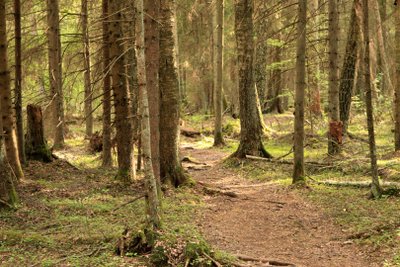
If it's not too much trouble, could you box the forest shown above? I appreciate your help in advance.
[0,0,399,266]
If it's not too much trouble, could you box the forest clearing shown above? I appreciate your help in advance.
[0,0,400,266]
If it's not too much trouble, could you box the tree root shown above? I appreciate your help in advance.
[235,254,296,266]
[197,181,238,198]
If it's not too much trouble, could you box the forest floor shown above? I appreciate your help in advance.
[0,113,399,266]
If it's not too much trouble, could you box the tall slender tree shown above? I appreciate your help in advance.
[363,0,382,198]
[159,0,187,187]
[81,0,93,138]
[102,0,112,167]
[213,0,225,146]
[46,0,65,149]
[328,0,341,155]
[293,0,307,184]
[232,0,271,159]
[135,0,161,229]
[14,0,25,165]
[0,0,24,181]
[144,0,161,182]
[339,0,362,134]
[109,0,133,181]
[394,2,400,150]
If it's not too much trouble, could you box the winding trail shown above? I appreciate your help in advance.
[182,146,381,267]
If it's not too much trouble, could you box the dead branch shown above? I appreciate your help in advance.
[235,254,296,267]
[113,194,146,212]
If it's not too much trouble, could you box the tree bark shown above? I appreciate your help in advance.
[144,0,161,182]
[394,3,400,150]
[0,0,24,181]
[25,105,52,162]
[362,0,382,198]
[81,0,93,138]
[14,0,25,165]
[135,0,161,229]
[213,0,225,146]
[159,0,187,187]
[46,0,65,149]
[101,0,112,167]
[109,0,133,181]
[0,129,18,209]
[339,0,362,134]
[293,0,307,184]
[232,0,271,159]
[328,0,342,155]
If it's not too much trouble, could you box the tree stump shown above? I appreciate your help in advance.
[25,104,52,162]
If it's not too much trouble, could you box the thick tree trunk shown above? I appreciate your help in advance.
[363,0,382,198]
[144,0,161,182]
[135,0,161,229]
[14,0,25,165]
[0,142,18,209]
[394,4,400,150]
[46,0,65,149]
[213,0,225,146]
[339,0,362,134]
[232,0,271,159]
[159,0,187,187]
[109,0,133,181]
[101,0,112,167]
[328,0,342,155]
[25,105,52,162]
[81,0,93,138]
[293,0,307,184]
[0,0,24,181]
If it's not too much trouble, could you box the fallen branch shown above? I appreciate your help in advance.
[235,254,296,267]
[245,155,334,168]
[113,194,146,212]
[308,179,400,189]
[0,198,15,210]
[346,131,369,144]
[203,252,222,267]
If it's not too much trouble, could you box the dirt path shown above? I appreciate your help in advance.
[182,147,381,267]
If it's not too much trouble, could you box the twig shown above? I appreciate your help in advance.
[0,198,15,210]
[113,194,146,212]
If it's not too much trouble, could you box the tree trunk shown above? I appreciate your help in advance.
[101,0,112,167]
[372,0,393,95]
[293,0,307,184]
[0,128,18,209]
[0,0,24,181]
[328,0,342,155]
[135,0,161,229]
[46,0,65,149]
[14,0,25,165]
[159,0,187,187]
[213,0,225,146]
[309,0,322,116]
[25,105,52,162]
[362,0,382,198]
[339,0,362,134]
[394,3,400,150]
[109,0,133,181]
[81,0,93,138]
[232,0,271,159]
[144,0,161,182]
